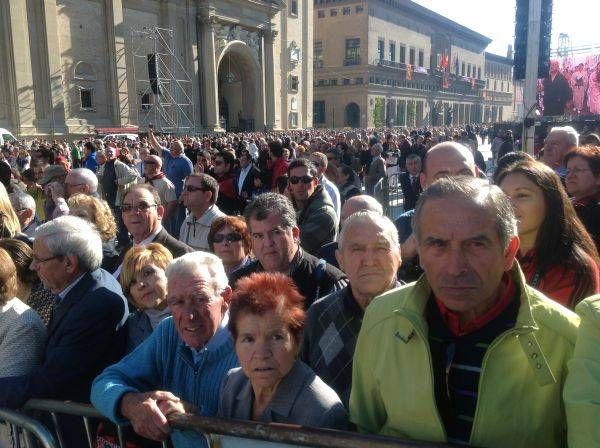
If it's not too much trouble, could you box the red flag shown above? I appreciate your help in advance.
[441,53,449,70]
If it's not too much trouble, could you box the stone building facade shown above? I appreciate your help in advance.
[0,0,313,136]
[312,0,510,129]
[483,51,515,122]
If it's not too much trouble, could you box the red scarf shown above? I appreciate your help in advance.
[435,273,516,337]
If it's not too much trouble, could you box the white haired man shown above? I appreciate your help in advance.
[92,251,238,447]
[302,211,402,407]
[543,126,579,177]
[9,190,41,238]
[0,216,128,443]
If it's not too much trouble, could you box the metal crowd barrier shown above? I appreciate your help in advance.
[1,399,453,448]
[0,407,57,448]
[375,173,404,220]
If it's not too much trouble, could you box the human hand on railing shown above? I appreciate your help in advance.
[120,390,180,441]
[158,398,199,416]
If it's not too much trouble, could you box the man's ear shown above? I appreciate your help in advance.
[291,226,300,241]
[156,204,165,219]
[419,172,427,190]
[503,236,520,271]
[64,253,80,275]
[221,285,232,312]
[335,247,345,269]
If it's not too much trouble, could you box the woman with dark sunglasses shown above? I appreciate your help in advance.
[208,215,253,278]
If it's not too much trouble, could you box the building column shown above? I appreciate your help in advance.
[106,0,129,127]
[41,0,67,135]
[263,29,277,131]
[198,12,221,131]
[3,0,34,133]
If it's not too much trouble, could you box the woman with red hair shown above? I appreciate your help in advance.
[218,272,348,429]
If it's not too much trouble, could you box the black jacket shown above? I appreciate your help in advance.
[230,249,347,309]
[399,172,422,212]
[118,227,194,266]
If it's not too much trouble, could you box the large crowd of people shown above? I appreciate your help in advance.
[0,122,598,448]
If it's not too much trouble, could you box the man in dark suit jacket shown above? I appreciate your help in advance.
[543,60,573,116]
[236,148,261,207]
[115,184,193,274]
[0,216,128,410]
[399,153,423,212]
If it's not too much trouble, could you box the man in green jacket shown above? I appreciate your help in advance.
[564,294,600,448]
[350,176,579,448]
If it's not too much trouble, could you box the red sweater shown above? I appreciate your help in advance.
[270,158,289,189]
[518,249,600,308]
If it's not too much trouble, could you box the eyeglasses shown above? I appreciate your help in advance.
[566,167,590,176]
[214,160,225,166]
[289,175,314,185]
[184,185,209,193]
[212,232,243,244]
[121,202,157,213]
[32,254,62,265]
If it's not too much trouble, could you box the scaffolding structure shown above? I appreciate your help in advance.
[131,27,196,134]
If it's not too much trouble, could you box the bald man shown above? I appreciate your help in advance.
[143,154,177,222]
[395,142,477,281]
[317,195,384,269]
[148,128,193,236]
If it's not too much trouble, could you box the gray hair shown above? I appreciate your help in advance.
[243,193,297,232]
[9,191,36,213]
[338,210,399,250]
[165,251,228,295]
[69,168,98,194]
[549,126,579,147]
[35,215,103,271]
[413,176,517,249]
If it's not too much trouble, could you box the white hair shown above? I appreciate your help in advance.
[549,126,579,147]
[165,251,228,295]
[9,191,36,213]
[35,215,103,271]
[69,168,98,194]
[338,210,399,250]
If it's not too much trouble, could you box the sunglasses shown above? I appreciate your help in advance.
[289,175,314,185]
[214,160,225,166]
[184,185,209,193]
[212,232,243,244]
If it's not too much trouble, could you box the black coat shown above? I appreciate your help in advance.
[118,228,194,267]
[230,249,347,309]
[399,172,422,212]
[543,73,573,116]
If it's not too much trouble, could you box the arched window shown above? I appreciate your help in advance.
[73,61,96,81]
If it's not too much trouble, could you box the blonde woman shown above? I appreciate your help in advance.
[120,243,173,352]
[0,182,23,240]
[68,193,120,272]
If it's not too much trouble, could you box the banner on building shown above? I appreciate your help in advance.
[538,54,600,116]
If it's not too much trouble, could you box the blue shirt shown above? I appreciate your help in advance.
[162,148,193,196]
[85,152,99,173]
[91,317,238,448]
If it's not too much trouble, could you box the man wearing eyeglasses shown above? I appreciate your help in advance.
[115,184,192,276]
[180,173,225,251]
[0,216,128,446]
[287,158,337,256]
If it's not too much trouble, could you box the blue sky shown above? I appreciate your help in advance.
[412,0,600,57]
